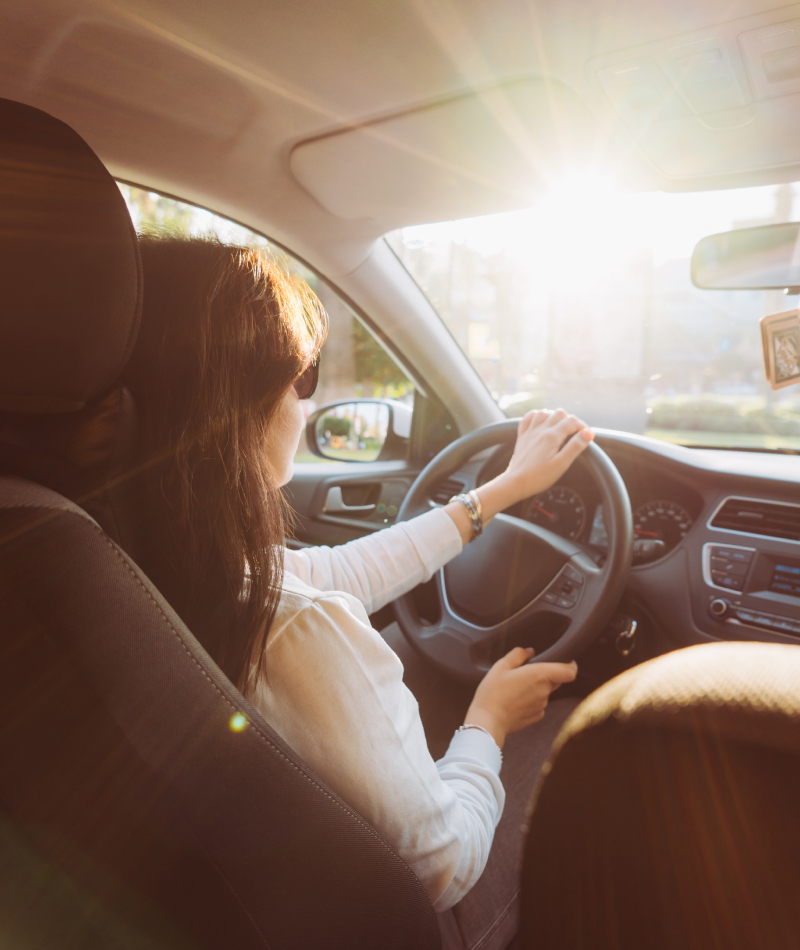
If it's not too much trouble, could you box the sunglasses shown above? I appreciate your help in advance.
[293,356,320,400]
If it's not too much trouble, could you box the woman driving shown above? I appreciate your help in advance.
[123,234,593,950]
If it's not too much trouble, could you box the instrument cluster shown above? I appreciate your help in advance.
[525,487,695,564]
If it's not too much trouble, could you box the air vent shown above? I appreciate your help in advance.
[431,478,465,506]
[710,497,800,542]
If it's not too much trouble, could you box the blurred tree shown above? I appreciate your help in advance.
[314,283,357,403]
[119,184,197,233]
[118,183,412,401]
[321,416,350,437]
[353,319,409,395]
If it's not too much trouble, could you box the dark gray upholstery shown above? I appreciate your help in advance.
[518,641,800,950]
[0,384,146,558]
[0,98,440,949]
[0,478,439,948]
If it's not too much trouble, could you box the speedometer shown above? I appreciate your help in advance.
[527,486,586,540]
[632,501,693,561]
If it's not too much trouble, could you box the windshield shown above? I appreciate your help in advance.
[387,180,800,451]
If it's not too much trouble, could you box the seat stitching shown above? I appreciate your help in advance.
[1,499,414,853]
[469,887,519,950]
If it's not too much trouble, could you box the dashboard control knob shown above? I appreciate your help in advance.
[709,598,731,619]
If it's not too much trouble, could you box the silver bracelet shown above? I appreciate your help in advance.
[456,723,503,762]
[449,490,483,540]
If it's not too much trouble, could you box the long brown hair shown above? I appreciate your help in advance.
[124,234,327,691]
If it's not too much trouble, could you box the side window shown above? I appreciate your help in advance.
[118,185,414,464]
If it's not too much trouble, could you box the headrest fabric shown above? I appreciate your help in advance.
[0,99,141,413]
[552,640,800,756]
[519,641,800,950]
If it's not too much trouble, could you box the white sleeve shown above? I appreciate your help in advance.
[250,587,504,911]
[284,507,462,616]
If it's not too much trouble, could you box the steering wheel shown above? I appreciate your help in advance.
[394,420,632,684]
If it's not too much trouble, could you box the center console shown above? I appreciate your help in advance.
[702,542,800,638]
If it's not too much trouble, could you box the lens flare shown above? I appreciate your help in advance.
[229,713,248,732]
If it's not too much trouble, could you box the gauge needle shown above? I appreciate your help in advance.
[634,529,659,537]
[530,502,555,520]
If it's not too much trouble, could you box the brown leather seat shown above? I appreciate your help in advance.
[518,641,800,950]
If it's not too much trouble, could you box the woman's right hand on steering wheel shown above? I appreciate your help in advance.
[443,409,594,547]
[463,646,578,749]
[500,408,594,504]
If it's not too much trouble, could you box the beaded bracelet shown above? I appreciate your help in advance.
[456,723,503,762]
[449,490,483,540]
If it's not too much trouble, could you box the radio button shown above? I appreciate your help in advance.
[711,546,753,562]
[711,557,749,576]
[709,598,731,618]
[562,565,584,585]
[731,606,800,636]
[712,572,744,591]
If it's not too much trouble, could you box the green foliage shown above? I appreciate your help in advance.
[118,183,411,402]
[120,185,197,233]
[647,394,800,436]
[118,183,274,249]
[321,416,351,437]
[352,320,411,396]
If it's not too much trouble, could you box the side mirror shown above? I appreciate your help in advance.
[692,222,800,292]
[305,399,412,462]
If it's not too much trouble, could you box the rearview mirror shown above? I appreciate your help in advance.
[692,222,800,292]
[305,399,412,462]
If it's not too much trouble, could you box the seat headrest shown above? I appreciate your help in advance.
[551,640,800,756]
[0,99,141,413]
[519,642,800,950]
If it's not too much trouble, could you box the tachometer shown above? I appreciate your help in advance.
[632,501,693,562]
[527,486,586,540]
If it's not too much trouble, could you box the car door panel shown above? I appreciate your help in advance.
[286,462,422,547]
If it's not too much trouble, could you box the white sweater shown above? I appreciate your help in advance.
[247,508,505,911]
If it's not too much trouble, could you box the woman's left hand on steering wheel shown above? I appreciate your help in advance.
[465,646,578,749]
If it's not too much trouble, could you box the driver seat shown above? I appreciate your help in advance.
[0,98,440,950]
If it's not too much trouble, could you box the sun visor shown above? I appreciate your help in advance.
[290,79,604,228]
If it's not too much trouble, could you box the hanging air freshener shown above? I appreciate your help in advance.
[760,308,800,389]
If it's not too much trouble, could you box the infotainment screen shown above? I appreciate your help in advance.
[769,558,800,597]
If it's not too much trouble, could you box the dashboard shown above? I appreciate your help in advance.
[294,428,800,657]
[480,430,800,654]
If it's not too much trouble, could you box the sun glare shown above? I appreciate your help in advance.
[229,713,248,732]
[544,170,622,206]
[396,179,797,296]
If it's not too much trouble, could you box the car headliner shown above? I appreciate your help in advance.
[1,0,798,285]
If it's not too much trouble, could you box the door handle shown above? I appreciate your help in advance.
[323,486,376,513]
